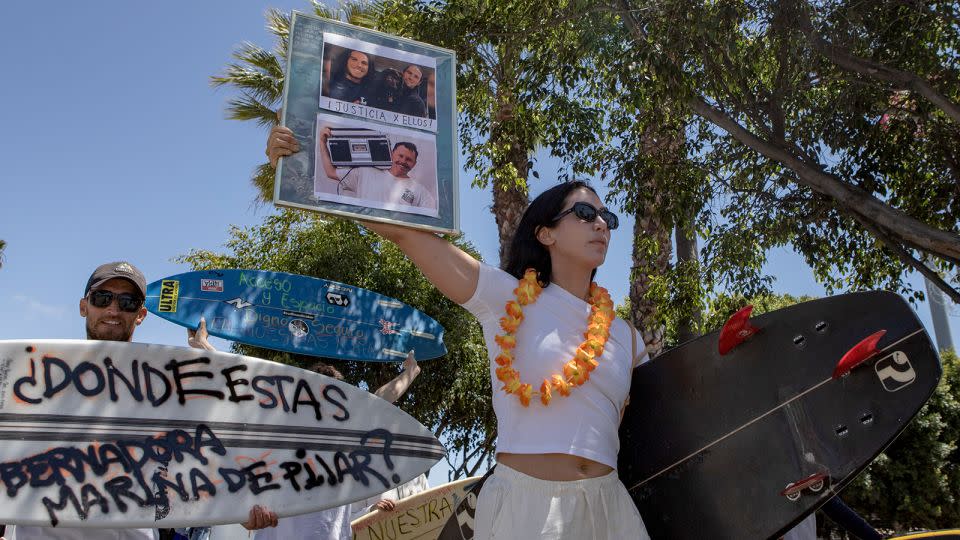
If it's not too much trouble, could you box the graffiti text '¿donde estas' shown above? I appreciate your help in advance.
[1,425,401,526]
[13,355,349,420]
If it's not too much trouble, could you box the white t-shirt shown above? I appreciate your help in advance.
[462,263,649,469]
[254,504,351,540]
[341,168,436,212]
[782,514,817,540]
[8,526,157,540]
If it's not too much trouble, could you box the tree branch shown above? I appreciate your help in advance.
[792,0,960,124]
[465,431,496,476]
[854,216,960,304]
[688,96,960,261]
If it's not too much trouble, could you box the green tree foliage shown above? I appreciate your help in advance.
[176,211,496,479]
[0,239,5,268]
[838,348,960,533]
[537,0,960,353]
[619,290,816,349]
[603,0,960,305]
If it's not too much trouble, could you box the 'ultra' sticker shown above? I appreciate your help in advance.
[158,280,179,313]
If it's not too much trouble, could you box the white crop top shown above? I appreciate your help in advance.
[462,262,649,468]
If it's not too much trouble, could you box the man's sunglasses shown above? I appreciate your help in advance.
[88,290,144,312]
[552,202,619,230]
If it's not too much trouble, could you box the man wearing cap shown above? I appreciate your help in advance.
[80,261,149,342]
[1,262,277,540]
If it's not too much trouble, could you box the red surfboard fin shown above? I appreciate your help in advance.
[832,330,887,379]
[718,305,758,355]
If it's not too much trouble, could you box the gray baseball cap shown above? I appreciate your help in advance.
[84,261,147,298]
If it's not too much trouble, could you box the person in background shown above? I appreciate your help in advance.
[254,352,426,540]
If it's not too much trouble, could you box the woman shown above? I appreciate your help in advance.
[326,49,375,104]
[267,130,650,539]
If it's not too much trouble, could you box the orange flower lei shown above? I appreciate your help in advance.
[495,269,615,407]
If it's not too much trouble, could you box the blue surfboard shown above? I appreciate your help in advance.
[144,269,446,362]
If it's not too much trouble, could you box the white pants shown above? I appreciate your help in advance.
[474,464,650,540]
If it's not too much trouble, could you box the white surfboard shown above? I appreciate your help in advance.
[0,340,445,528]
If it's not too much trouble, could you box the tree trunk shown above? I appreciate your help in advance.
[491,167,530,267]
[675,219,701,342]
[627,117,688,356]
[630,202,672,358]
[490,93,531,267]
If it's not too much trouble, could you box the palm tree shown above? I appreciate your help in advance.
[210,3,381,202]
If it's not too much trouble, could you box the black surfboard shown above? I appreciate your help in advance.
[618,290,941,539]
[436,470,489,539]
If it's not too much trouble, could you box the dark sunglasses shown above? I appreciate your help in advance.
[88,290,144,312]
[552,202,619,230]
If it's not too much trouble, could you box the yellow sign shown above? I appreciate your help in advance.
[158,280,179,313]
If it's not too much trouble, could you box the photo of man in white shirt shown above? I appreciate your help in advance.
[315,120,439,217]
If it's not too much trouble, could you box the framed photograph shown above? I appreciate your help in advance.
[276,12,458,234]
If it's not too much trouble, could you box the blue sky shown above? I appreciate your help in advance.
[1,1,957,489]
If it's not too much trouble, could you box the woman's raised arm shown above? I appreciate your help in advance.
[363,220,480,305]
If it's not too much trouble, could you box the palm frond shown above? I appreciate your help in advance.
[309,0,337,20]
[264,9,291,57]
[234,42,285,78]
[211,41,284,100]
[211,64,283,103]
[341,2,378,28]
[310,0,381,29]
[223,95,278,127]
[251,163,276,204]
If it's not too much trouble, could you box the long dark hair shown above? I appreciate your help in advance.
[504,181,600,286]
[330,48,375,84]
